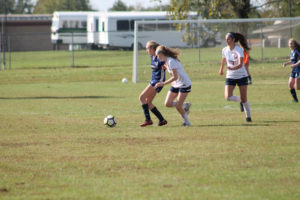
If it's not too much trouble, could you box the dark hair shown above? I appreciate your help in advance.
[289,38,300,50]
[227,32,250,51]
[146,40,160,50]
[156,45,180,60]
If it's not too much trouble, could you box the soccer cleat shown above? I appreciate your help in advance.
[140,120,153,127]
[246,117,252,122]
[182,122,191,127]
[183,102,191,115]
[158,120,168,126]
[240,102,244,112]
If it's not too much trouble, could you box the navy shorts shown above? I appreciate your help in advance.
[225,77,248,86]
[170,85,191,93]
[150,82,163,93]
[290,71,300,79]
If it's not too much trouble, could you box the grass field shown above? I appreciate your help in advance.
[0,47,299,199]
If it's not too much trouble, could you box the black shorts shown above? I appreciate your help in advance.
[170,85,191,93]
[225,77,248,86]
[150,82,163,93]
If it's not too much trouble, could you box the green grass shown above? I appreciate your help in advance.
[0,48,299,200]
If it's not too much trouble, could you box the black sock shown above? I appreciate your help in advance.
[142,104,151,121]
[150,107,164,122]
[290,89,299,102]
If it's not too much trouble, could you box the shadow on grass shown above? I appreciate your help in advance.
[0,96,114,100]
[190,123,272,128]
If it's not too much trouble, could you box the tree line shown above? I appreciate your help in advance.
[0,0,299,18]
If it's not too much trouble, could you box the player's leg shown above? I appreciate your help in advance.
[164,90,178,108]
[225,85,240,102]
[139,84,154,126]
[176,92,191,126]
[289,77,298,102]
[239,85,251,122]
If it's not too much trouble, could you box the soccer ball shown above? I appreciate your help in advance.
[104,115,117,127]
[122,77,128,83]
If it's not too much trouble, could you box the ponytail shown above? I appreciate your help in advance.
[227,32,250,51]
[156,45,180,60]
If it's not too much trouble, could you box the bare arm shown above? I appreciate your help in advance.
[219,58,226,76]
[155,69,178,87]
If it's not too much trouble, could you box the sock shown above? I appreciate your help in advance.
[151,107,164,122]
[242,101,251,118]
[227,96,241,102]
[290,89,299,102]
[181,112,190,124]
[142,104,151,121]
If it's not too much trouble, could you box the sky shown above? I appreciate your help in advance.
[89,0,170,11]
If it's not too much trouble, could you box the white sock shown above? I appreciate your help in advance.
[181,112,190,124]
[242,101,251,118]
[227,96,241,102]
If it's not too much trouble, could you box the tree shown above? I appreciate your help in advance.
[109,0,130,11]
[15,0,35,14]
[0,0,16,14]
[33,0,92,14]
[258,0,300,17]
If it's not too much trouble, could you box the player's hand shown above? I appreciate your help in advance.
[155,82,164,88]
[219,69,224,76]
[282,63,286,68]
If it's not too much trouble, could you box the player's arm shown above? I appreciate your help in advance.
[155,69,178,87]
[228,57,243,70]
[283,61,292,67]
[219,58,226,75]
[291,60,300,68]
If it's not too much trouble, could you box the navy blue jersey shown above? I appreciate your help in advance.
[291,48,300,72]
[149,56,165,85]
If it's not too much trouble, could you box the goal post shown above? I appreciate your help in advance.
[132,17,300,83]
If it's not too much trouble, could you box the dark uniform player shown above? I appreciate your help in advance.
[283,39,300,102]
[139,41,168,127]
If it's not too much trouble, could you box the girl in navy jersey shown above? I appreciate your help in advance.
[139,41,168,127]
[155,46,192,127]
[219,32,252,122]
[282,38,300,103]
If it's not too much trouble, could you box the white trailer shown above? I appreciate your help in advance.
[51,11,95,45]
[87,11,217,50]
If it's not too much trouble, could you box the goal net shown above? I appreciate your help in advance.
[132,17,300,83]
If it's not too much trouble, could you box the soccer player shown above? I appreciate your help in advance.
[243,50,252,84]
[219,32,252,122]
[155,45,192,127]
[282,38,300,103]
[139,41,168,127]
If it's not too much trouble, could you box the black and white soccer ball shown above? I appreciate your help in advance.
[104,115,117,127]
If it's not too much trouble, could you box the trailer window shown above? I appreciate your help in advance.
[117,20,129,31]
[95,19,99,32]
[102,22,105,31]
[130,20,135,31]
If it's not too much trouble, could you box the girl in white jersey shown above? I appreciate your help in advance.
[155,46,192,126]
[219,32,252,122]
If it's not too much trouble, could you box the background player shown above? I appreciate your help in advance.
[282,38,300,103]
[219,32,252,122]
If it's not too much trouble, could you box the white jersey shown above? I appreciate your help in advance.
[166,57,191,88]
[222,45,248,79]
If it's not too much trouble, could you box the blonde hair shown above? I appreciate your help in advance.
[156,45,180,60]
[146,40,160,50]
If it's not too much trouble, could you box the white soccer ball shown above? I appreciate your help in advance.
[122,77,128,83]
[104,115,117,127]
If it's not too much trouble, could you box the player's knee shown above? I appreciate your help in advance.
[165,101,173,107]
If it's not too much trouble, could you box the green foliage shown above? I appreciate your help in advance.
[33,0,92,14]
[0,0,16,14]
[109,0,131,11]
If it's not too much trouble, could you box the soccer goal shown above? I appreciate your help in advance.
[133,17,300,83]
